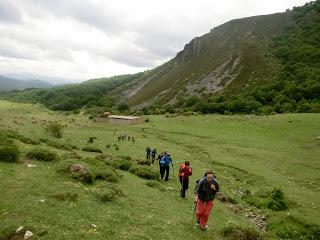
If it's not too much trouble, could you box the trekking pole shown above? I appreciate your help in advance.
[172,164,175,179]
[192,200,198,228]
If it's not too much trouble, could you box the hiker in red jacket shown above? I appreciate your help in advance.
[179,161,192,198]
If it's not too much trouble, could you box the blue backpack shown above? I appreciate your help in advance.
[160,155,170,166]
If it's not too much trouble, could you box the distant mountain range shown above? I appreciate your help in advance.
[0,75,54,91]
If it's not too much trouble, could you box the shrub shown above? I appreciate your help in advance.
[118,155,132,161]
[267,189,287,211]
[129,166,158,180]
[115,159,132,171]
[0,145,20,163]
[136,159,151,166]
[40,138,73,151]
[82,146,103,153]
[69,164,94,184]
[27,148,58,161]
[95,189,116,203]
[52,191,79,201]
[221,225,262,240]
[7,132,39,145]
[45,122,64,138]
[63,151,82,159]
[94,169,119,182]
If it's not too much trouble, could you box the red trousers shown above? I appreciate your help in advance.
[196,200,214,228]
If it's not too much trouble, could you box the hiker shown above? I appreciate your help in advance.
[151,148,157,163]
[179,161,192,198]
[194,170,219,230]
[146,146,151,160]
[159,151,173,181]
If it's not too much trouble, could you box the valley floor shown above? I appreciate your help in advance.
[0,100,319,239]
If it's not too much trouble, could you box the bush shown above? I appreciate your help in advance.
[45,122,64,138]
[129,166,158,180]
[82,146,103,153]
[7,131,39,145]
[0,145,20,162]
[118,160,132,170]
[221,225,262,240]
[136,159,152,166]
[40,138,73,151]
[52,191,79,201]
[94,169,119,182]
[27,148,58,161]
[69,164,94,184]
[95,189,116,203]
[267,189,287,211]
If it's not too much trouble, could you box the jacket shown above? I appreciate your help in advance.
[195,177,219,202]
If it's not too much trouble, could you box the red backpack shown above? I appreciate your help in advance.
[179,164,192,178]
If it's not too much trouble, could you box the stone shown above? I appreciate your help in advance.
[24,231,33,239]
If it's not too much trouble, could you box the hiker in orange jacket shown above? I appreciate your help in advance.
[179,161,192,198]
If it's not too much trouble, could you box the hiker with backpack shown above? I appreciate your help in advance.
[151,148,157,163]
[194,170,219,231]
[146,146,151,160]
[159,150,173,181]
[179,161,192,198]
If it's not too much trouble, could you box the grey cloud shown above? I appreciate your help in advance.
[0,1,23,23]
[21,0,123,34]
[0,48,36,60]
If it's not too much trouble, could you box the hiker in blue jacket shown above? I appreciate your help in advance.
[159,150,173,181]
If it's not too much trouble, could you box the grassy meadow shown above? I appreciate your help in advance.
[0,100,319,240]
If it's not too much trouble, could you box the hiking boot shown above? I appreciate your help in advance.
[200,225,208,231]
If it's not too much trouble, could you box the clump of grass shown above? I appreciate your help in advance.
[52,191,79,201]
[112,159,132,171]
[129,166,159,180]
[40,138,79,151]
[95,184,125,203]
[221,225,262,240]
[63,151,82,159]
[27,148,58,161]
[0,145,20,163]
[95,189,116,203]
[136,159,151,166]
[69,164,94,184]
[7,131,39,145]
[95,153,114,160]
[118,155,132,161]
[45,122,64,138]
[93,168,119,183]
[82,146,103,153]
[267,188,287,211]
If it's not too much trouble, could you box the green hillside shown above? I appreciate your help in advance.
[0,73,144,111]
[0,100,319,239]
[0,1,319,115]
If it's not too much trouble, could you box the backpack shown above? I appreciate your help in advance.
[160,155,170,166]
[179,164,192,178]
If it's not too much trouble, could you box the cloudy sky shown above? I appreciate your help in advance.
[0,0,311,83]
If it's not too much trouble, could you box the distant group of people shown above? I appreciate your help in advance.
[144,146,220,231]
[117,134,135,143]
[145,146,157,162]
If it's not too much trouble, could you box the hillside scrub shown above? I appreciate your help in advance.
[45,122,64,138]
[129,165,159,180]
[27,148,58,161]
[0,145,20,163]
[221,225,262,240]
[81,146,103,153]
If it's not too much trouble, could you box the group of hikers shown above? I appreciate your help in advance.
[145,146,220,231]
